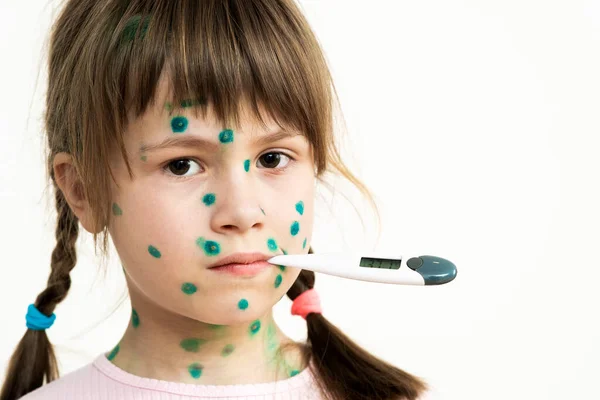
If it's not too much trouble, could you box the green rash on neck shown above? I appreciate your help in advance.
[180,338,207,352]
[248,319,261,337]
[112,203,123,216]
[107,344,120,361]
[131,309,140,328]
[188,363,203,379]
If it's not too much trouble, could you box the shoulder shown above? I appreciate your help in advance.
[18,356,105,400]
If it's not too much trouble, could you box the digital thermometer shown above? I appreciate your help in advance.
[267,254,457,286]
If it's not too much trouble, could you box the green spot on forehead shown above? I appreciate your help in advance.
[181,282,197,295]
[148,245,161,258]
[171,116,189,133]
[180,338,207,352]
[218,129,234,143]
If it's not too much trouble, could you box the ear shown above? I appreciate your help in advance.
[52,152,103,234]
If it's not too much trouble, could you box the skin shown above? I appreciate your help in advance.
[52,75,315,385]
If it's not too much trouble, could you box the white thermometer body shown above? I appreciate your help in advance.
[267,253,457,286]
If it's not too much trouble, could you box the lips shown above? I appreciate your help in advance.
[207,252,272,269]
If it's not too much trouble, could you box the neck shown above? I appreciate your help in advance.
[109,289,306,385]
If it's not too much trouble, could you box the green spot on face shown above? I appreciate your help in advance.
[180,338,207,352]
[148,245,161,258]
[209,324,226,330]
[221,344,235,357]
[274,274,283,288]
[260,207,266,215]
[141,155,147,162]
[218,129,234,143]
[281,248,288,255]
[131,309,140,328]
[107,344,120,361]
[278,265,286,272]
[181,282,197,295]
[244,159,250,172]
[290,369,300,377]
[295,201,304,215]
[164,102,173,112]
[112,202,123,216]
[238,298,249,310]
[249,319,261,336]
[303,238,307,249]
[188,363,203,379]
[202,193,216,206]
[196,237,221,256]
[290,221,300,236]
[171,116,188,133]
[267,238,278,252]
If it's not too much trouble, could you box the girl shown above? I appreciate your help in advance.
[1,1,430,399]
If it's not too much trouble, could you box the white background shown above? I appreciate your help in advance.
[1,1,599,399]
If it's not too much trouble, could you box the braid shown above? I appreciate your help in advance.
[0,183,80,400]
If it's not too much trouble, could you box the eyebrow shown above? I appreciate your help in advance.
[139,130,299,154]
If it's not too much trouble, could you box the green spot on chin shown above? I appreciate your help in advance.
[303,238,307,249]
[218,129,234,143]
[148,245,161,258]
[112,203,123,216]
[131,309,140,328]
[278,265,286,272]
[181,282,197,295]
[196,237,221,256]
[238,298,249,310]
[171,116,188,133]
[202,193,216,206]
[107,344,120,361]
[180,338,207,352]
[221,344,235,357]
[267,238,278,252]
[249,319,261,336]
[188,363,203,379]
[290,221,300,236]
[295,201,304,216]
[274,274,283,288]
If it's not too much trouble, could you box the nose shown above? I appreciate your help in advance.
[209,171,264,235]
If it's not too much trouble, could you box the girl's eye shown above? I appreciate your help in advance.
[257,152,292,169]
[163,159,203,178]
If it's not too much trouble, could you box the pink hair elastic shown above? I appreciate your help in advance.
[291,288,322,319]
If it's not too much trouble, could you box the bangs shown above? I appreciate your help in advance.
[99,0,329,175]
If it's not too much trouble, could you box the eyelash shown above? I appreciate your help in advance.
[161,151,295,181]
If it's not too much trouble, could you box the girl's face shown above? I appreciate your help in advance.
[107,79,315,325]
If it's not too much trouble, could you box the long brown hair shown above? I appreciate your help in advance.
[1,1,428,399]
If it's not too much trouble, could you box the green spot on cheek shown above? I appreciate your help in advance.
[218,129,234,143]
[202,193,216,206]
[295,201,304,215]
[181,282,197,295]
[303,238,307,249]
[290,221,300,236]
[274,274,283,288]
[278,265,286,272]
[171,116,188,133]
[260,207,266,215]
[196,237,221,256]
[107,344,120,361]
[221,344,235,357]
[180,338,207,352]
[267,238,278,252]
[249,319,261,336]
[148,245,161,258]
[238,298,249,310]
[112,203,123,216]
[131,309,140,328]
[188,363,203,379]
[244,159,250,172]
[282,248,288,255]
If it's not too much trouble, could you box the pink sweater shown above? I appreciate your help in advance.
[19,353,324,399]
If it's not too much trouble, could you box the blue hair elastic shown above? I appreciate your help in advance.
[26,304,56,331]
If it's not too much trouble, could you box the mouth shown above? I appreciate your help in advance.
[207,252,273,277]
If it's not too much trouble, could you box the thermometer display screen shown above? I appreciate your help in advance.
[359,257,401,270]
